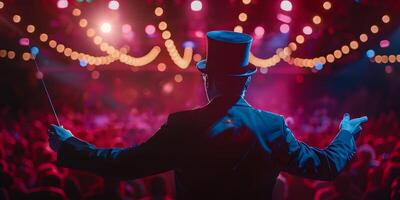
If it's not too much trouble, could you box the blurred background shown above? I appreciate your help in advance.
[0,0,399,199]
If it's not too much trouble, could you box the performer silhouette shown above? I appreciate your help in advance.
[48,31,368,200]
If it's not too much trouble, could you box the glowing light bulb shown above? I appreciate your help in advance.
[145,25,156,35]
[57,0,68,9]
[303,26,313,35]
[100,23,112,33]
[280,24,290,33]
[108,0,119,10]
[280,1,293,11]
[254,26,265,38]
[191,0,202,11]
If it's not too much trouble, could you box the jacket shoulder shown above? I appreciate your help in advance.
[255,110,285,132]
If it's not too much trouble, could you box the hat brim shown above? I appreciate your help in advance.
[196,59,257,77]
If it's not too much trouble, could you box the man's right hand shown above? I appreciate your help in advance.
[339,113,368,137]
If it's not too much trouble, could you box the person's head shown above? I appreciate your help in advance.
[202,73,252,101]
[196,31,256,101]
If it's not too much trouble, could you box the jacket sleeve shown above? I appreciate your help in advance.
[273,116,357,180]
[57,115,180,180]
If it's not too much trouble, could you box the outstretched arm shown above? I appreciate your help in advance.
[48,116,180,180]
[274,114,368,180]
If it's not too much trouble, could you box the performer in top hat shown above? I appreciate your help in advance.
[48,31,368,200]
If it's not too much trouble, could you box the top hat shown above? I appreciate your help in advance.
[196,31,257,76]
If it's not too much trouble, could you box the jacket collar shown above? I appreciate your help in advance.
[207,95,252,108]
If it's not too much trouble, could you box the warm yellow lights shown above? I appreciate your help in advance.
[326,54,334,63]
[157,63,166,72]
[72,8,81,16]
[333,50,342,59]
[323,1,332,10]
[49,40,57,48]
[312,16,322,25]
[238,12,248,22]
[174,74,183,83]
[93,36,103,45]
[288,42,297,51]
[234,25,243,33]
[370,25,379,34]
[39,33,48,42]
[158,21,167,31]
[162,31,171,40]
[349,41,359,50]
[56,44,65,53]
[382,15,390,24]
[22,52,31,61]
[13,15,21,23]
[154,7,163,16]
[341,45,350,54]
[296,35,305,44]
[193,53,202,62]
[27,25,35,33]
[79,19,88,28]
[242,0,251,5]
[86,28,96,37]
[7,51,15,59]
[359,34,368,42]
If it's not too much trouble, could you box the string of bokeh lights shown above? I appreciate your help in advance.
[153,6,193,69]
[71,8,162,68]
[236,0,330,69]
[1,0,396,75]
[288,15,390,70]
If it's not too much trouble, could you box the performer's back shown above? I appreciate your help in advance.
[171,96,284,199]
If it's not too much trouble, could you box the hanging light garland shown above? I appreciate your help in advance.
[288,15,390,68]
[152,6,193,69]
[71,8,161,68]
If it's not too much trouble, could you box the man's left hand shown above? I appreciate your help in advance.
[48,124,74,152]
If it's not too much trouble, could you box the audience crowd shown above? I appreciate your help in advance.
[0,84,399,200]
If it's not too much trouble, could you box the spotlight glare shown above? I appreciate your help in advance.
[57,0,68,9]
[191,0,202,11]
[280,1,293,12]
[108,0,119,10]
[100,23,112,33]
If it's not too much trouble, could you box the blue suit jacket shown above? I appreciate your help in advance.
[57,96,356,199]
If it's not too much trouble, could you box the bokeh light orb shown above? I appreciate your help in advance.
[157,63,167,72]
[359,33,368,42]
[382,15,390,23]
[13,15,21,23]
[122,24,132,33]
[303,26,313,35]
[91,71,100,79]
[155,7,163,16]
[0,1,4,9]
[238,12,248,22]
[280,1,293,12]
[312,15,321,24]
[366,49,375,58]
[145,24,156,35]
[385,65,393,74]
[280,24,290,33]
[295,35,305,44]
[380,40,390,48]
[183,41,195,48]
[234,25,243,33]
[254,26,265,38]
[57,0,68,9]
[27,25,35,33]
[108,0,119,10]
[100,23,112,33]
[191,0,202,11]
[370,25,379,34]
[174,74,183,83]
[323,1,332,10]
